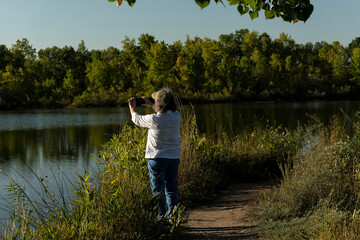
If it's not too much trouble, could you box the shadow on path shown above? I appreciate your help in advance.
[184,182,273,240]
[184,225,258,239]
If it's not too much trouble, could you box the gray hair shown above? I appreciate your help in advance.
[152,87,178,113]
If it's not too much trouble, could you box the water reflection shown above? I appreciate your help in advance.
[0,126,116,167]
[0,108,129,131]
[192,101,360,135]
[0,108,130,222]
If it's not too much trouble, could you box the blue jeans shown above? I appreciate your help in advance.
[147,158,180,218]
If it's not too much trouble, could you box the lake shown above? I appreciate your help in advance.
[1,100,360,223]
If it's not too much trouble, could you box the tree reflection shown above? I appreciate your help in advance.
[0,125,118,169]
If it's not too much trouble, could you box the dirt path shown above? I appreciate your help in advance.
[184,182,273,240]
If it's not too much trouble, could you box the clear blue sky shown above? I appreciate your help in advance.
[1,0,359,51]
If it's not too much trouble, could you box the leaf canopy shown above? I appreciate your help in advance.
[108,0,313,23]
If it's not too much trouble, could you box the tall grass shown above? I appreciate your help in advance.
[1,125,182,240]
[259,113,360,239]
[178,113,306,204]
[1,112,306,239]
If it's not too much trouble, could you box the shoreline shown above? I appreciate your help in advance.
[2,94,360,111]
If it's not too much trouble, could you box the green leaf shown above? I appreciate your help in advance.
[249,10,259,20]
[289,10,297,20]
[127,0,136,7]
[262,3,270,10]
[108,0,116,2]
[295,6,306,21]
[303,4,314,22]
[229,0,240,5]
[294,5,314,22]
[195,0,210,9]
[265,10,276,19]
[281,13,293,22]
[216,0,226,6]
[244,0,257,8]
[237,3,249,15]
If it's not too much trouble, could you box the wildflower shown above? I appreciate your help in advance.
[251,130,257,137]
[111,177,119,185]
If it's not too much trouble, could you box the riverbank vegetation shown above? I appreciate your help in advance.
[2,112,305,239]
[2,30,360,108]
[259,113,360,239]
[4,108,360,239]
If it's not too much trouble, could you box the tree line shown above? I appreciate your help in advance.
[1,29,360,109]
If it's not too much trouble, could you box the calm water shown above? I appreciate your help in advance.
[0,100,360,222]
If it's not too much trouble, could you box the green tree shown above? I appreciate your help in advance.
[11,38,36,68]
[0,65,27,107]
[0,45,11,71]
[176,36,205,97]
[238,55,253,93]
[138,33,157,53]
[241,31,259,57]
[0,39,38,107]
[109,51,134,94]
[269,53,283,88]
[218,29,249,96]
[201,38,223,94]
[347,37,360,58]
[121,36,147,93]
[316,42,333,86]
[75,40,90,91]
[62,69,81,103]
[271,33,297,90]
[145,42,174,92]
[273,33,295,58]
[250,48,268,92]
[35,77,59,106]
[38,46,77,87]
[319,41,348,87]
[258,32,272,58]
[350,47,360,86]
[219,29,249,60]
[86,53,112,90]
[13,38,36,59]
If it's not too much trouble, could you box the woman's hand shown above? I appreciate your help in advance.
[128,97,136,115]
[141,96,154,108]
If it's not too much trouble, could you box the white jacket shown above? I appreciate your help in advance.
[131,111,181,159]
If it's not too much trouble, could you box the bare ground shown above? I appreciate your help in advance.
[183,182,274,240]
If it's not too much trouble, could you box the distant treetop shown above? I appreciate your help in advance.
[108,0,314,23]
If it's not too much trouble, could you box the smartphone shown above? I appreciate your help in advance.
[135,98,145,107]
[135,97,154,107]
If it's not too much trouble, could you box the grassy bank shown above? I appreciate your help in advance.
[1,113,305,239]
[259,113,360,239]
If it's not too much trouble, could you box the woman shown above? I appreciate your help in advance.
[128,87,181,219]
